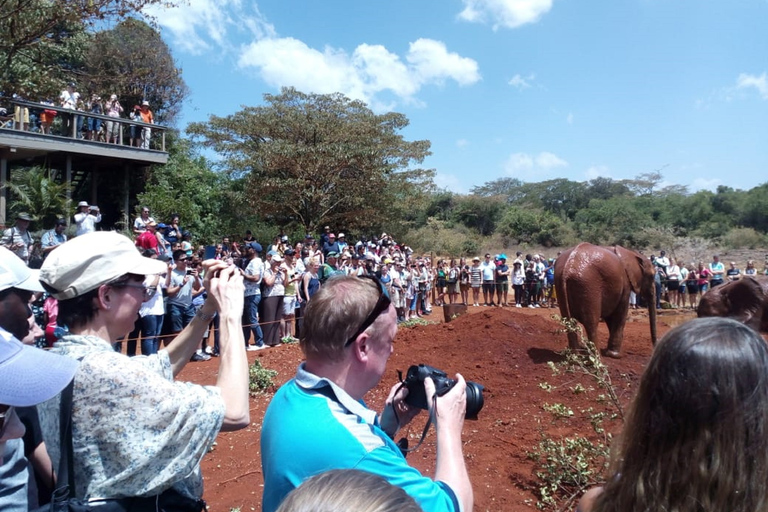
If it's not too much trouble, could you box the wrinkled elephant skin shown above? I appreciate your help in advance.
[697,275,768,333]
[554,243,657,358]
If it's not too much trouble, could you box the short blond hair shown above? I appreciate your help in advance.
[301,275,384,362]
[276,469,422,512]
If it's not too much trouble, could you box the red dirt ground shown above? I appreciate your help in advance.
[178,306,693,512]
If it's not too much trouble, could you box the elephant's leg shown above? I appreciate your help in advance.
[603,309,628,359]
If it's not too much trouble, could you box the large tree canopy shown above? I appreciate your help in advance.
[0,0,177,97]
[81,19,187,123]
[187,87,433,233]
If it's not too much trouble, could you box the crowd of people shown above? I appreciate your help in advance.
[644,250,768,310]
[2,84,155,148]
[3,205,768,512]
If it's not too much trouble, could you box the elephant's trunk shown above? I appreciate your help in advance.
[648,287,658,345]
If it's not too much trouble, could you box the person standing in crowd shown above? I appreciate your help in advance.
[40,218,67,257]
[470,256,482,307]
[73,201,100,236]
[726,261,741,281]
[261,254,286,347]
[105,94,123,144]
[261,275,473,512]
[37,232,249,508]
[512,260,525,307]
[86,94,103,141]
[242,242,265,350]
[128,104,142,147]
[164,214,183,248]
[166,249,205,361]
[58,82,79,137]
[139,100,154,149]
[495,255,510,307]
[281,249,300,343]
[665,257,681,308]
[133,206,155,235]
[446,259,459,305]
[134,221,160,252]
[685,263,700,309]
[459,258,470,305]
[0,246,80,512]
[709,254,725,288]
[480,254,496,306]
[1,213,34,264]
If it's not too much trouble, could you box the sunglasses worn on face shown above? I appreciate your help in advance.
[344,275,391,347]
[111,283,154,302]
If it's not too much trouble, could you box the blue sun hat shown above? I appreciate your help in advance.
[0,331,79,407]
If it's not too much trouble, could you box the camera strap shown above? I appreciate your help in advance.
[392,376,437,455]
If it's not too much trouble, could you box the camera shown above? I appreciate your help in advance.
[403,364,484,419]
[186,269,194,276]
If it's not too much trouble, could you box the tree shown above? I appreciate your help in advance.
[0,0,178,97]
[81,19,187,123]
[470,177,523,200]
[187,87,433,233]
[2,166,69,228]
[451,195,505,236]
[136,138,234,244]
[497,207,566,246]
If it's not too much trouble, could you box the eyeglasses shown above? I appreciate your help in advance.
[344,276,391,348]
[111,283,153,302]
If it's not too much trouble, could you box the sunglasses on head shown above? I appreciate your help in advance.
[344,275,391,347]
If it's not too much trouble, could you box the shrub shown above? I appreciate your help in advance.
[721,227,767,249]
[528,317,628,510]
[249,360,278,394]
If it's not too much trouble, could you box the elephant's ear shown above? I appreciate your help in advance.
[612,245,646,294]
[726,277,765,325]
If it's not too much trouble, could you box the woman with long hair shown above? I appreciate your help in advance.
[579,317,768,512]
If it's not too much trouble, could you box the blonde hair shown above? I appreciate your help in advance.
[301,275,386,362]
[276,469,422,512]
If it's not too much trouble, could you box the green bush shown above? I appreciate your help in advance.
[721,227,767,249]
[249,360,278,394]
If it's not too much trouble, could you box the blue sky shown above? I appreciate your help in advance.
[147,0,768,194]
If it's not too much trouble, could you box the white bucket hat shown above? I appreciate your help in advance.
[0,247,44,293]
[40,232,167,300]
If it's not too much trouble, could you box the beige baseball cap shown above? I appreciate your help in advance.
[40,232,166,300]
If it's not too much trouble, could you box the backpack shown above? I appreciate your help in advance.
[448,268,458,283]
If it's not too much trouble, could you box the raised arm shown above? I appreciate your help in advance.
[425,375,473,512]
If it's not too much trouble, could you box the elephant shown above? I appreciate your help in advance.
[554,243,658,358]
[697,275,768,333]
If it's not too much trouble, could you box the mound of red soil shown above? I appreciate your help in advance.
[180,306,677,511]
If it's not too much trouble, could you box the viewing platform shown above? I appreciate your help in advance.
[0,98,170,225]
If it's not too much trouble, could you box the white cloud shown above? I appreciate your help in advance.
[458,0,554,30]
[406,39,481,87]
[504,151,567,174]
[508,73,535,90]
[238,37,480,107]
[690,177,721,192]
[585,165,610,180]
[456,139,469,148]
[566,112,573,124]
[736,72,768,99]
[148,0,275,55]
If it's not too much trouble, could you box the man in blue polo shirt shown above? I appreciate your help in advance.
[260,276,473,512]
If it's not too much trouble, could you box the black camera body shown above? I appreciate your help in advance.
[403,364,484,419]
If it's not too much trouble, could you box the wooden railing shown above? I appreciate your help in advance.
[1,98,167,152]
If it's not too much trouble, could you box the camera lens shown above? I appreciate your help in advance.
[464,381,485,419]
